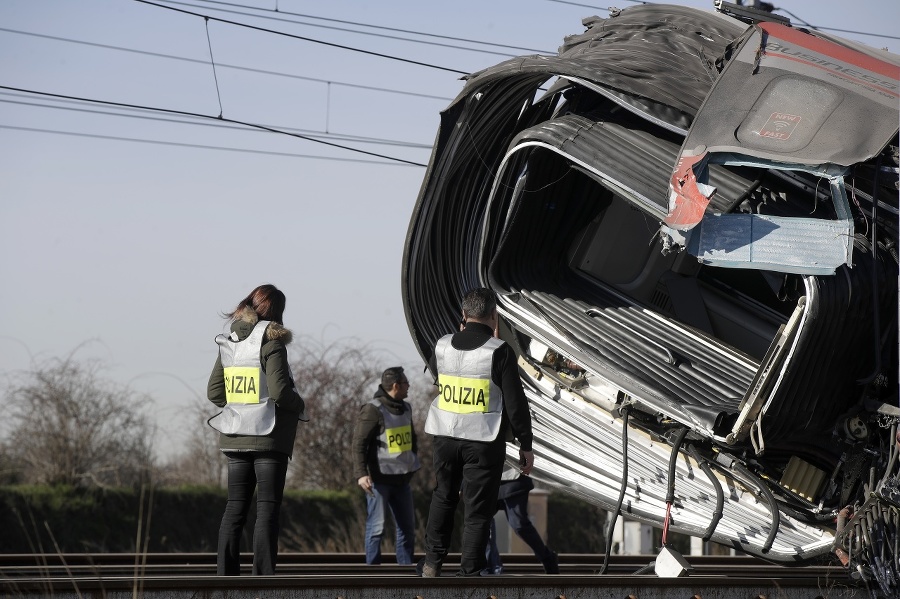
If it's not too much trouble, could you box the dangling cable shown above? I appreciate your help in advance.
[686,444,724,542]
[599,405,629,575]
[662,427,688,547]
[732,462,780,553]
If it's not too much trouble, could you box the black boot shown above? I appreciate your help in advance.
[541,550,559,574]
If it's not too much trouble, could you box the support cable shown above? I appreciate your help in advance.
[203,17,224,118]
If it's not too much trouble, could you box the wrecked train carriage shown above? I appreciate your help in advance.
[402,1,900,578]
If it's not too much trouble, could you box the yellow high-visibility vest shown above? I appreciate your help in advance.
[369,399,421,475]
[208,321,276,436]
[424,335,504,441]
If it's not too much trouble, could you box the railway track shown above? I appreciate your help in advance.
[0,552,864,598]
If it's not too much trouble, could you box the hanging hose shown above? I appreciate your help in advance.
[599,405,630,575]
[687,444,724,542]
[662,428,689,547]
[732,462,780,553]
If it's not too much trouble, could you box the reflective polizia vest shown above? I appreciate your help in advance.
[369,399,421,475]
[424,335,505,441]
[208,320,277,436]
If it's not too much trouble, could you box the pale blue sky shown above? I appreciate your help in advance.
[1,0,897,458]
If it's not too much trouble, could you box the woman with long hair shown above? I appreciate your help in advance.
[207,284,307,575]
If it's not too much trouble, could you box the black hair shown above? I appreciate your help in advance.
[381,366,406,388]
[461,287,497,319]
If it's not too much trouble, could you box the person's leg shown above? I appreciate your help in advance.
[484,516,503,574]
[386,483,416,564]
[251,451,288,575]
[457,439,505,576]
[504,493,553,561]
[423,436,463,571]
[217,453,256,575]
[365,483,387,564]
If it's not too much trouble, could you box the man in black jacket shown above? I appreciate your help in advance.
[352,366,421,564]
[418,288,533,577]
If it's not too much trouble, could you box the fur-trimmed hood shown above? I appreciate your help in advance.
[233,307,293,344]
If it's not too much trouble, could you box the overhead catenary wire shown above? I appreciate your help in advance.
[0,85,428,167]
[132,0,469,75]
[4,0,893,168]
[0,28,454,102]
[158,0,552,56]
[0,124,414,166]
[0,11,462,167]
[0,94,434,149]
[3,0,497,167]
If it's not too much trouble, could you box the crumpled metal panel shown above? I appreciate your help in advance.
[662,20,900,274]
[499,112,758,218]
[555,5,746,130]
[694,213,852,274]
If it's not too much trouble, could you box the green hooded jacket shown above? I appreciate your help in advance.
[207,308,305,456]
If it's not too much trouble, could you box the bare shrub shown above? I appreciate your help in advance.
[157,398,226,488]
[287,338,382,490]
[6,354,155,488]
[0,441,24,485]
[287,338,434,492]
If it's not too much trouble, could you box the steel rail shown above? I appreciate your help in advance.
[0,553,863,599]
[0,552,846,576]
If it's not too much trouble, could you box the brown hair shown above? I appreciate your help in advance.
[226,284,286,324]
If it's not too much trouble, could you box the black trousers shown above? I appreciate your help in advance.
[424,435,506,575]
[217,451,288,575]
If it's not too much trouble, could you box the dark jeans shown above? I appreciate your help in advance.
[494,492,553,563]
[424,435,505,576]
[217,451,288,575]
[365,482,416,564]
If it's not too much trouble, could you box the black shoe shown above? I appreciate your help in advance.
[455,569,487,577]
[416,558,440,577]
[542,550,560,574]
